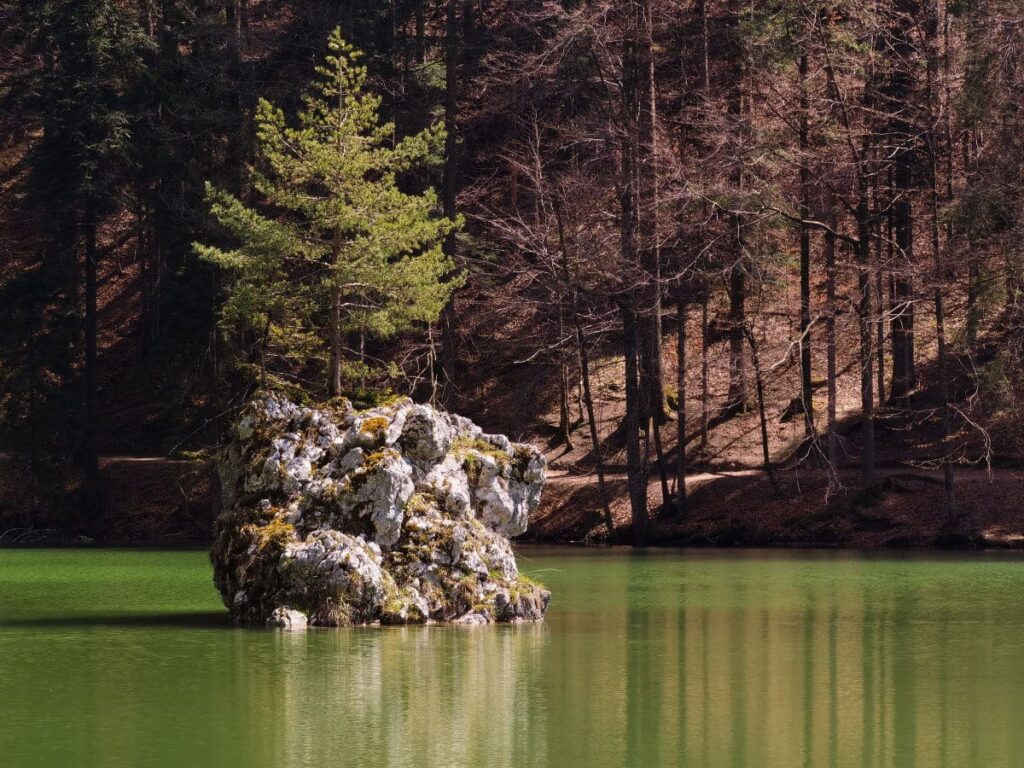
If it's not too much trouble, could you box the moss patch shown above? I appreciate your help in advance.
[452,436,511,464]
[453,436,514,482]
[404,492,438,517]
[359,416,390,437]
[246,516,296,552]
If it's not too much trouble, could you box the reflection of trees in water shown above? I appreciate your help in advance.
[618,559,1024,768]
[540,556,1024,768]
[10,555,1024,767]
[227,557,1024,768]
[259,624,548,767]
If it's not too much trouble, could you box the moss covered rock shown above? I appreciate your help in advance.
[212,395,550,627]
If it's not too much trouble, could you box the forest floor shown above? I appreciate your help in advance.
[533,466,1024,548]
[441,253,1024,549]
[4,453,1024,549]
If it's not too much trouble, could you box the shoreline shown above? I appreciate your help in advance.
[5,455,1024,551]
[4,535,1024,551]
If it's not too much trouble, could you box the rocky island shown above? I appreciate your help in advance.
[212,395,550,628]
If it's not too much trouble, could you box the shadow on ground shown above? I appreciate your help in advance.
[0,611,231,630]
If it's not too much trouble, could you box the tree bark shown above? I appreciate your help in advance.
[557,358,575,450]
[727,264,747,410]
[745,326,778,494]
[857,186,877,488]
[83,195,101,517]
[700,291,710,450]
[415,0,426,64]
[798,52,814,435]
[622,305,649,544]
[872,170,887,405]
[725,0,747,412]
[578,326,614,538]
[328,206,343,394]
[329,285,343,396]
[825,198,839,478]
[439,0,460,394]
[619,0,656,538]
[888,0,918,402]
[927,0,956,524]
[631,0,666,429]
[675,287,687,514]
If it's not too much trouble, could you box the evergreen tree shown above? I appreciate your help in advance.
[197,28,462,396]
[1,0,147,518]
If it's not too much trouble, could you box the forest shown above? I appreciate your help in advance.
[7,4,1024,767]
[2,0,1024,547]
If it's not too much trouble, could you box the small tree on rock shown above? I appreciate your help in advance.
[197,28,462,395]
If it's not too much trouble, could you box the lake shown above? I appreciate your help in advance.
[1,547,1023,767]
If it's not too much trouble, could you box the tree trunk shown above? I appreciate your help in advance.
[927,0,956,524]
[622,305,649,545]
[557,358,575,450]
[872,171,887,405]
[675,288,687,514]
[329,285,342,396]
[697,0,710,452]
[966,240,980,351]
[890,229,915,401]
[932,182,956,524]
[889,1,917,402]
[439,0,460,394]
[798,52,814,435]
[727,265,747,410]
[619,1,652,541]
[875,269,887,406]
[725,0,747,412]
[328,217,344,395]
[631,0,665,428]
[856,187,877,488]
[651,420,670,512]
[700,291,710,450]
[415,0,426,64]
[825,199,839,479]
[579,325,614,538]
[83,195,101,518]
[745,326,778,494]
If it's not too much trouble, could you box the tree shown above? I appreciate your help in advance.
[885,0,921,402]
[197,29,462,395]
[4,0,147,518]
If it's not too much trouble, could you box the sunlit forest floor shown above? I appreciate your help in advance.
[454,266,1023,547]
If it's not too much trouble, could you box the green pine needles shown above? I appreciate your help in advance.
[196,28,463,394]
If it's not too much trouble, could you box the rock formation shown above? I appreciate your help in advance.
[212,395,550,627]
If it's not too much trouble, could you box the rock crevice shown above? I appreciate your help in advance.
[213,395,550,627]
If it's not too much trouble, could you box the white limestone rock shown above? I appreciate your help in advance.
[399,405,453,465]
[421,455,473,518]
[212,394,550,627]
[267,607,308,630]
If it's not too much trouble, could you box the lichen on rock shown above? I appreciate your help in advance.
[212,394,550,628]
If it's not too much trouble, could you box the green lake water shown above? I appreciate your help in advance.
[2,547,1024,767]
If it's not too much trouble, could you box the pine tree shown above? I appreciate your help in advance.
[2,0,147,519]
[196,28,462,396]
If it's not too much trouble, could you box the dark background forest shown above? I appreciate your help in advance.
[2,0,1024,546]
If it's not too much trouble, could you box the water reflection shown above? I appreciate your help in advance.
[236,552,1024,767]
[532,551,1024,768]
[4,549,1024,767]
[247,624,549,767]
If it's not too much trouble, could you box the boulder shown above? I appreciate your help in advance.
[212,395,550,627]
